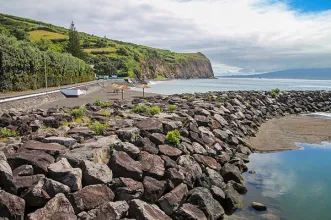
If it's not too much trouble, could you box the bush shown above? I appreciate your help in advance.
[94,100,112,107]
[99,110,111,116]
[70,106,86,119]
[132,104,150,113]
[168,105,177,112]
[271,88,281,97]
[89,122,109,135]
[149,106,161,115]
[166,130,181,146]
[0,128,17,138]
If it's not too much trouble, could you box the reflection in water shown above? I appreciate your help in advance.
[233,142,331,220]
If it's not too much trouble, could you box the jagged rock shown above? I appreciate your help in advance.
[81,160,112,186]
[109,151,143,181]
[112,177,144,201]
[158,183,188,215]
[79,201,129,220]
[59,136,115,167]
[138,151,165,178]
[150,133,166,145]
[68,184,114,214]
[43,137,77,148]
[251,202,267,211]
[116,127,140,143]
[162,120,182,133]
[213,129,229,141]
[187,187,224,219]
[0,189,25,220]
[229,180,248,194]
[220,163,242,183]
[210,185,225,202]
[48,158,82,191]
[213,114,228,126]
[27,193,76,220]
[173,203,207,220]
[0,151,16,193]
[21,141,68,157]
[219,183,242,215]
[190,142,207,155]
[42,116,62,129]
[13,174,45,194]
[143,176,166,203]
[136,138,159,154]
[13,165,34,176]
[135,119,163,133]
[177,155,203,188]
[128,199,171,220]
[165,167,185,187]
[205,167,224,188]
[114,142,140,159]
[161,155,178,168]
[67,127,94,138]
[193,154,219,170]
[159,145,182,159]
[194,115,209,127]
[7,150,55,174]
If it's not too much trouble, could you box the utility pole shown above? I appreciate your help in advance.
[44,52,47,92]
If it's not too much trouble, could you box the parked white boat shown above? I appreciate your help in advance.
[60,88,87,97]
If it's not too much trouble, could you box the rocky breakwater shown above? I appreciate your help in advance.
[0,90,330,219]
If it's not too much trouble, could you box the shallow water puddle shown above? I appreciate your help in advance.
[232,142,331,220]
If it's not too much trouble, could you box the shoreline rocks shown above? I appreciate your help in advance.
[0,90,330,219]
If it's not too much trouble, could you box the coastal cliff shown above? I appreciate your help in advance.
[140,52,214,79]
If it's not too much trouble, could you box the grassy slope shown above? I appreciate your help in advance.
[0,13,211,78]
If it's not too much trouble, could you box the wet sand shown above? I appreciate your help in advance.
[39,88,158,109]
[247,115,331,152]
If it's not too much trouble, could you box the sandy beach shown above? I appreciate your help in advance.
[247,115,331,152]
[39,88,158,109]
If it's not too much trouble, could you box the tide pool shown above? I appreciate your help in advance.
[233,142,331,220]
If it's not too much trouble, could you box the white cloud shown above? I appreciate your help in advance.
[2,0,331,74]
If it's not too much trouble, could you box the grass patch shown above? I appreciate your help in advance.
[94,100,112,107]
[155,74,166,79]
[70,106,87,119]
[29,30,67,41]
[99,110,111,116]
[0,128,17,138]
[132,104,150,113]
[89,122,109,135]
[84,47,117,53]
[168,105,177,112]
[149,106,161,115]
[166,130,181,146]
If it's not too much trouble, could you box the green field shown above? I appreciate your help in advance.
[29,30,68,41]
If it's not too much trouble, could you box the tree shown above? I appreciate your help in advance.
[11,28,29,41]
[34,38,52,51]
[67,21,83,58]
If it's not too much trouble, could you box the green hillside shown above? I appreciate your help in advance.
[0,13,210,79]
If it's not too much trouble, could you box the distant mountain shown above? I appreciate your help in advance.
[219,68,331,80]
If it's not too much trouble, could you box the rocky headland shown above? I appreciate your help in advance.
[0,90,330,220]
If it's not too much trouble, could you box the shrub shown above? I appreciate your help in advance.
[271,88,281,97]
[0,128,17,138]
[70,106,87,119]
[94,100,112,107]
[166,130,181,146]
[99,110,111,116]
[149,106,161,115]
[89,122,109,135]
[132,104,150,113]
[168,105,177,112]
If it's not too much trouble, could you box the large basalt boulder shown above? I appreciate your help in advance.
[81,160,112,186]
[27,193,77,220]
[13,174,45,195]
[193,154,219,170]
[143,176,166,203]
[59,136,115,167]
[48,158,82,191]
[7,150,55,174]
[0,151,16,193]
[159,145,182,160]
[138,151,165,178]
[109,151,143,181]
[177,155,203,188]
[220,163,242,183]
[21,141,68,157]
[173,203,207,220]
[158,183,188,215]
[116,127,140,143]
[136,138,159,154]
[219,183,242,215]
[67,127,94,139]
[135,119,163,133]
[114,142,140,159]
[43,137,77,149]
[0,189,25,220]
[150,133,166,145]
[128,199,171,220]
[194,115,209,127]
[165,167,185,187]
[68,184,115,214]
[13,164,34,176]
[187,187,224,220]
[111,177,144,201]
[79,201,129,220]
[205,167,224,188]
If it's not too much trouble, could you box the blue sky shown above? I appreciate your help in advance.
[2,0,331,75]
[289,0,331,12]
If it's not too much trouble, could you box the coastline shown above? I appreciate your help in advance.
[247,115,331,153]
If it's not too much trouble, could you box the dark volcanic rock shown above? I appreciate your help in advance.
[27,193,76,220]
[81,160,112,186]
[22,141,68,156]
[219,183,242,215]
[135,119,163,133]
[158,183,188,215]
[13,165,34,176]
[251,202,267,211]
[8,150,55,174]
[0,152,16,194]
[187,187,224,219]
[13,174,45,195]
[143,176,166,203]
[116,127,140,143]
[177,155,203,188]
[173,203,207,220]
[165,167,185,187]
[109,151,143,181]
[150,133,166,145]
[0,189,25,220]
[112,177,144,201]
[79,201,129,220]
[128,199,171,220]
[193,154,219,170]
[136,137,159,154]
[114,142,140,159]
[138,151,165,178]
[159,144,182,159]
[69,184,115,214]
[220,163,242,183]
